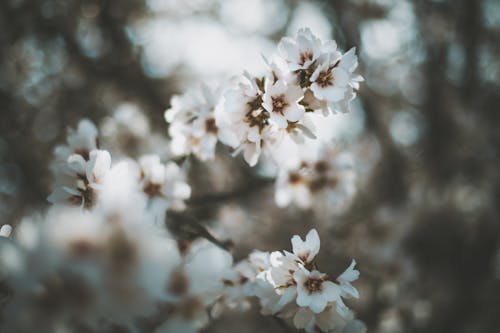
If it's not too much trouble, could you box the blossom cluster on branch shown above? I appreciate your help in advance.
[166,28,363,168]
[0,28,364,333]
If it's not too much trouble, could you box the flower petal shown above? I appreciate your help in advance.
[284,104,305,122]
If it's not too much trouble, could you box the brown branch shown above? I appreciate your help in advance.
[187,177,274,206]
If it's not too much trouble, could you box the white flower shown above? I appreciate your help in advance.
[276,28,362,115]
[262,79,305,128]
[138,155,191,212]
[48,149,111,208]
[53,119,98,167]
[291,228,320,264]
[165,85,221,161]
[310,55,350,103]
[217,73,269,166]
[262,54,292,83]
[100,102,167,157]
[85,149,111,186]
[249,228,360,326]
[310,48,364,114]
[0,224,12,238]
[278,28,324,72]
[1,205,182,331]
[275,166,312,209]
[163,240,234,332]
[274,147,357,211]
[294,268,341,314]
[219,73,312,166]
[337,259,360,299]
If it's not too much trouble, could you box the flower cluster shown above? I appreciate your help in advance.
[165,28,362,166]
[48,119,108,208]
[48,119,191,217]
[275,147,356,210]
[243,229,363,333]
[0,205,235,333]
[164,85,221,161]
[0,28,365,333]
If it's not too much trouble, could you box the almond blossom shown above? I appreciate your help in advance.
[291,228,320,264]
[138,154,191,213]
[0,27,366,333]
[247,228,361,332]
[294,268,341,314]
[274,147,357,211]
[278,28,325,72]
[217,72,268,166]
[262,79,305,128]
[214,28,362,167]
[165,85,221,161]
[48,149,111,208]
[52,118,99,167]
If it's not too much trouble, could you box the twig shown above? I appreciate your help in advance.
[187,177,274,206]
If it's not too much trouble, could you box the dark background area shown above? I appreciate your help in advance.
[1,0,499,332]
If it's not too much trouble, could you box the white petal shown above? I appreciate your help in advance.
[172,182,191,200]
[278,38,300,63]
[332,68,350,87]
[284,104,305,122]
[293,308,314,329]
[47,186,81,205]
[247,126,261,142]
[315,85,345,102]
[243,143,260,166]
[275,188,292,207]
[269,112,288,129]
[293,185,312,209]
[271,80,287,95]
[335,297,349,318]
[296,290,312,308]
[86,150,111,184]
[67,118,98,149]
[304,228,320,261]
[277,287,296,309]
[217,128,240,148]
[285,85,304,102]
[338,259,360,283]
[296,123,316,140]
[309,294,328,313]
[322,281,341,302]
[340,47,358,72]
[291,235,307,260]
[67,154,87,174]
[341,283,359,299]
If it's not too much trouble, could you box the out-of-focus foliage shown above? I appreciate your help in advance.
[1,0,499,332]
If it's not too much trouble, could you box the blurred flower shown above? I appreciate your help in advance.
[274,147,356,211]
[138,154,191,213]
[165,84,222,161]
[48,149,111,208]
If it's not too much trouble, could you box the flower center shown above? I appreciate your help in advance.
[295,62,317,88]
[205,118,218,134]
[272,94,288,114]
[74,148,90,161]
[316,69,334,88]
[299,51,314,65]
[288,172,302,184]
[304,277,323,294]
[314,160,329,173]
[245,96,269,132]
[143,182,162,197]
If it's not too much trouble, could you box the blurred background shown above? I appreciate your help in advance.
[1,0,500,332]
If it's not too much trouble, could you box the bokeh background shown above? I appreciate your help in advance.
[1,0,500,332]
